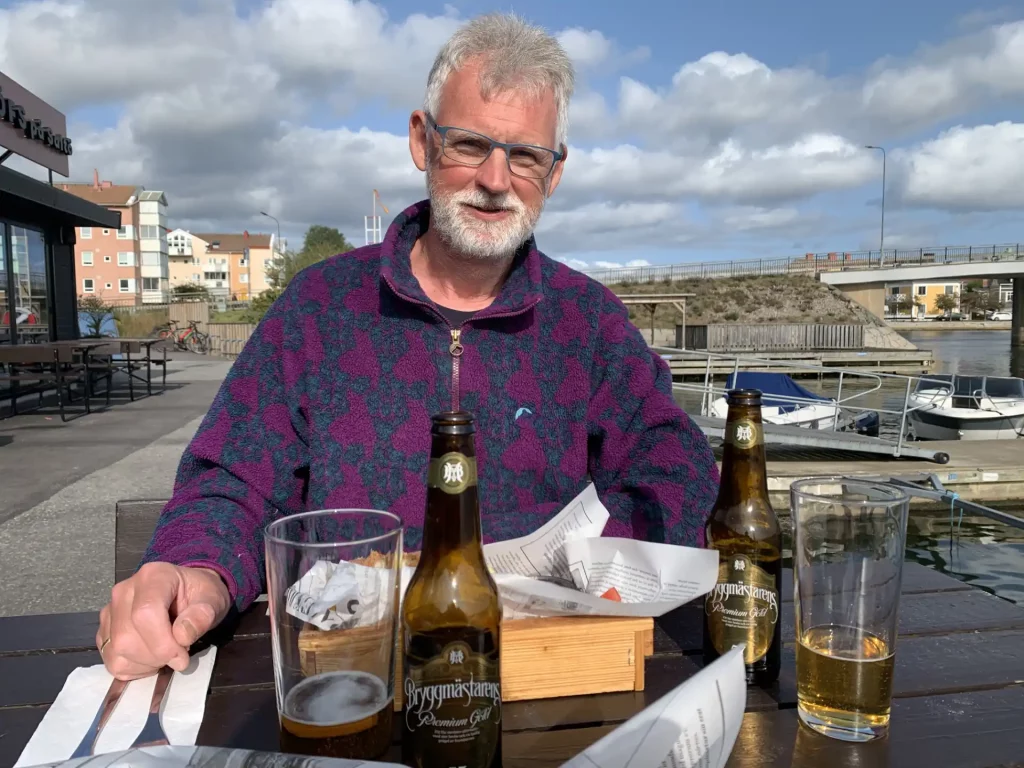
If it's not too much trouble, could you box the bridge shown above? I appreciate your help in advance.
[585,241,1024,350]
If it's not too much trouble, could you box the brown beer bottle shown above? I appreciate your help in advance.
[401,411,502,768]
[702,388,782,687]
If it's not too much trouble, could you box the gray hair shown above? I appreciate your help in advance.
[424,13,575,148]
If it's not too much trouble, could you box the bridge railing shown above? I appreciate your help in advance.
[586,243,1024,285]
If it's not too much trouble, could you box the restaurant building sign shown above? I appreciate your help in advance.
[0,71,72,177]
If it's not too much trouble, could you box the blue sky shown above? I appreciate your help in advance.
[1,0,1022,269]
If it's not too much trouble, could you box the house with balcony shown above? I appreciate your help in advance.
[885,281,962,319]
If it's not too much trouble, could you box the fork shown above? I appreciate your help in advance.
[129,666,175,748]
[69,677,130,758]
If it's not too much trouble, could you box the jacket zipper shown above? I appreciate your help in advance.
[381,274,541,413]
[449,328,464,412]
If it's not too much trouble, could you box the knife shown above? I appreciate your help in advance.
[69,676,130,758]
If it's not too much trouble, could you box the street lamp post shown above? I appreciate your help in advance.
[260,211,282,256]
[865,145,886,266]
[260,211,283,293]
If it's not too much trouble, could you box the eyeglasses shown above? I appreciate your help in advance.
[426,114,564,180]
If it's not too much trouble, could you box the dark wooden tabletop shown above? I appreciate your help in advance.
[3,563,1024,768]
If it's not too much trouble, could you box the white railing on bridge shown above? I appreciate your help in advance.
[586,242,1024,285]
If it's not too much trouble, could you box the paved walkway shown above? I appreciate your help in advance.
[0,356,232,617]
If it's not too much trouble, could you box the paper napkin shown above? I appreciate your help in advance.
[15,647,217,768]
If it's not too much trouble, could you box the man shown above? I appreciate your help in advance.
[97,12,718,680]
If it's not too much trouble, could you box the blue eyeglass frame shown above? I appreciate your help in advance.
[425,114,566,179]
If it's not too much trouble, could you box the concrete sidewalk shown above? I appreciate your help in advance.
[0,355,233,617]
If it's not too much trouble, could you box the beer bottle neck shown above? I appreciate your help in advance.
[717,407,770,507]
[422,436,485,562]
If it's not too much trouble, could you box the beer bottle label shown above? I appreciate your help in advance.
[705,554,779,664]
[404,637,501,766]
[427,452,478,495]
[727,418,763,449]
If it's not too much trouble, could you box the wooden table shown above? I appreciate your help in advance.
[2,563,1024,767]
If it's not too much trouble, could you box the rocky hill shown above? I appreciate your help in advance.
[610,274,885,328]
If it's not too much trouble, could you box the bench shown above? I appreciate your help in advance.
[0,345,92,421]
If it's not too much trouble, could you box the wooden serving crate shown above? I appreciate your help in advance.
[298,615,655,709]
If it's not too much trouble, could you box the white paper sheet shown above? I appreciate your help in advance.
[483,483,610,580]
[15,648,217,768]
[560,645,747,768]
[284,483,719,623]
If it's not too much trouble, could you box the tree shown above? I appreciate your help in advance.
[78,295,116,338]
[172,282,210,300]
[934,293,959,317]
[959,286,1000,318]
[885,293,908,318]
[268,225,354,289]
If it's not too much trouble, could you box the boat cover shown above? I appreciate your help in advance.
[725,372,831,413]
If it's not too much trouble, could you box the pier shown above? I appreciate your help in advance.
[759,439,1024,504]
[660,347,934,377]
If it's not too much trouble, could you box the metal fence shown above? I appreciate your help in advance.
[586,242,1024,285]
[703,323,864,352]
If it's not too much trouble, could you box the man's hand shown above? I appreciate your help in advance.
[97,562,231,680]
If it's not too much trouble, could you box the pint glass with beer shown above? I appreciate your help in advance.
[265,509,403,759]
[790,478,910,742]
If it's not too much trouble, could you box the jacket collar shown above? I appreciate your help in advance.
[379,199,545,320]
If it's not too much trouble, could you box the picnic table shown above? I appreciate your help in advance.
[2,562,1023,767]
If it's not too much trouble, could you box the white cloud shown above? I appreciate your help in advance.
[0,0,1021,258]
[900,121,1024,210]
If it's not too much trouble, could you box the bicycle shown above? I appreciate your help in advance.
[177,320,211,355]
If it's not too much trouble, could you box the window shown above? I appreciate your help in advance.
[140,225,161,239]
[81,251,94,266]
[143,277,160,291]
[917,286,927,296]
[890,286,900,295]
[104,255,112,263]
[83,278,95,293]
[240,273,249,284]
[80,227,92,239]
[102,229,110,236]
[945,285,956,295]
[105,283,112,290]
[117,225,133,240]
[119,279,131,293]
[118,251,134,266]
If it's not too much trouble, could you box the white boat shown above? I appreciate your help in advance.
[908,374,1024,441]
[709,372,840,430]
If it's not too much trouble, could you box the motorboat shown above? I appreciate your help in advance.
[908,374,1024,441]
[709,372,879,435]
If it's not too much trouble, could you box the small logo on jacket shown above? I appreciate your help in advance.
[514,407,534,422]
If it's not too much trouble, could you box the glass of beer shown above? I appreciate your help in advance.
[790,478,910,742]
[266,509,403,759]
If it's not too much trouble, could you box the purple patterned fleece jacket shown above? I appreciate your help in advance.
[143,200,719,611]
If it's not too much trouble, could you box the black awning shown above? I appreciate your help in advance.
[0,166,121,229]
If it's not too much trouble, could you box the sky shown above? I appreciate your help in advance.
[1,0,1023,272]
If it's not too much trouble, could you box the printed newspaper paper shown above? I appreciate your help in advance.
[284,483,719,629]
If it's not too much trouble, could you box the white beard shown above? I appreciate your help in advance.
[426,163,544,262]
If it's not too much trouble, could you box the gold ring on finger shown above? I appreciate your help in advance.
[99,637,111,654]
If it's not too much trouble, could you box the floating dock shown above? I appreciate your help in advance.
[757,439,1024,504]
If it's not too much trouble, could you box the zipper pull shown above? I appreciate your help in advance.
[449,329,464,357]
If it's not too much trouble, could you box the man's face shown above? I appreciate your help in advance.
[409,58,566,262]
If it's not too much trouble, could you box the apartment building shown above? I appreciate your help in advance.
[166,229,275,299]
[60,173,169,305]
[886,281,961,318]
